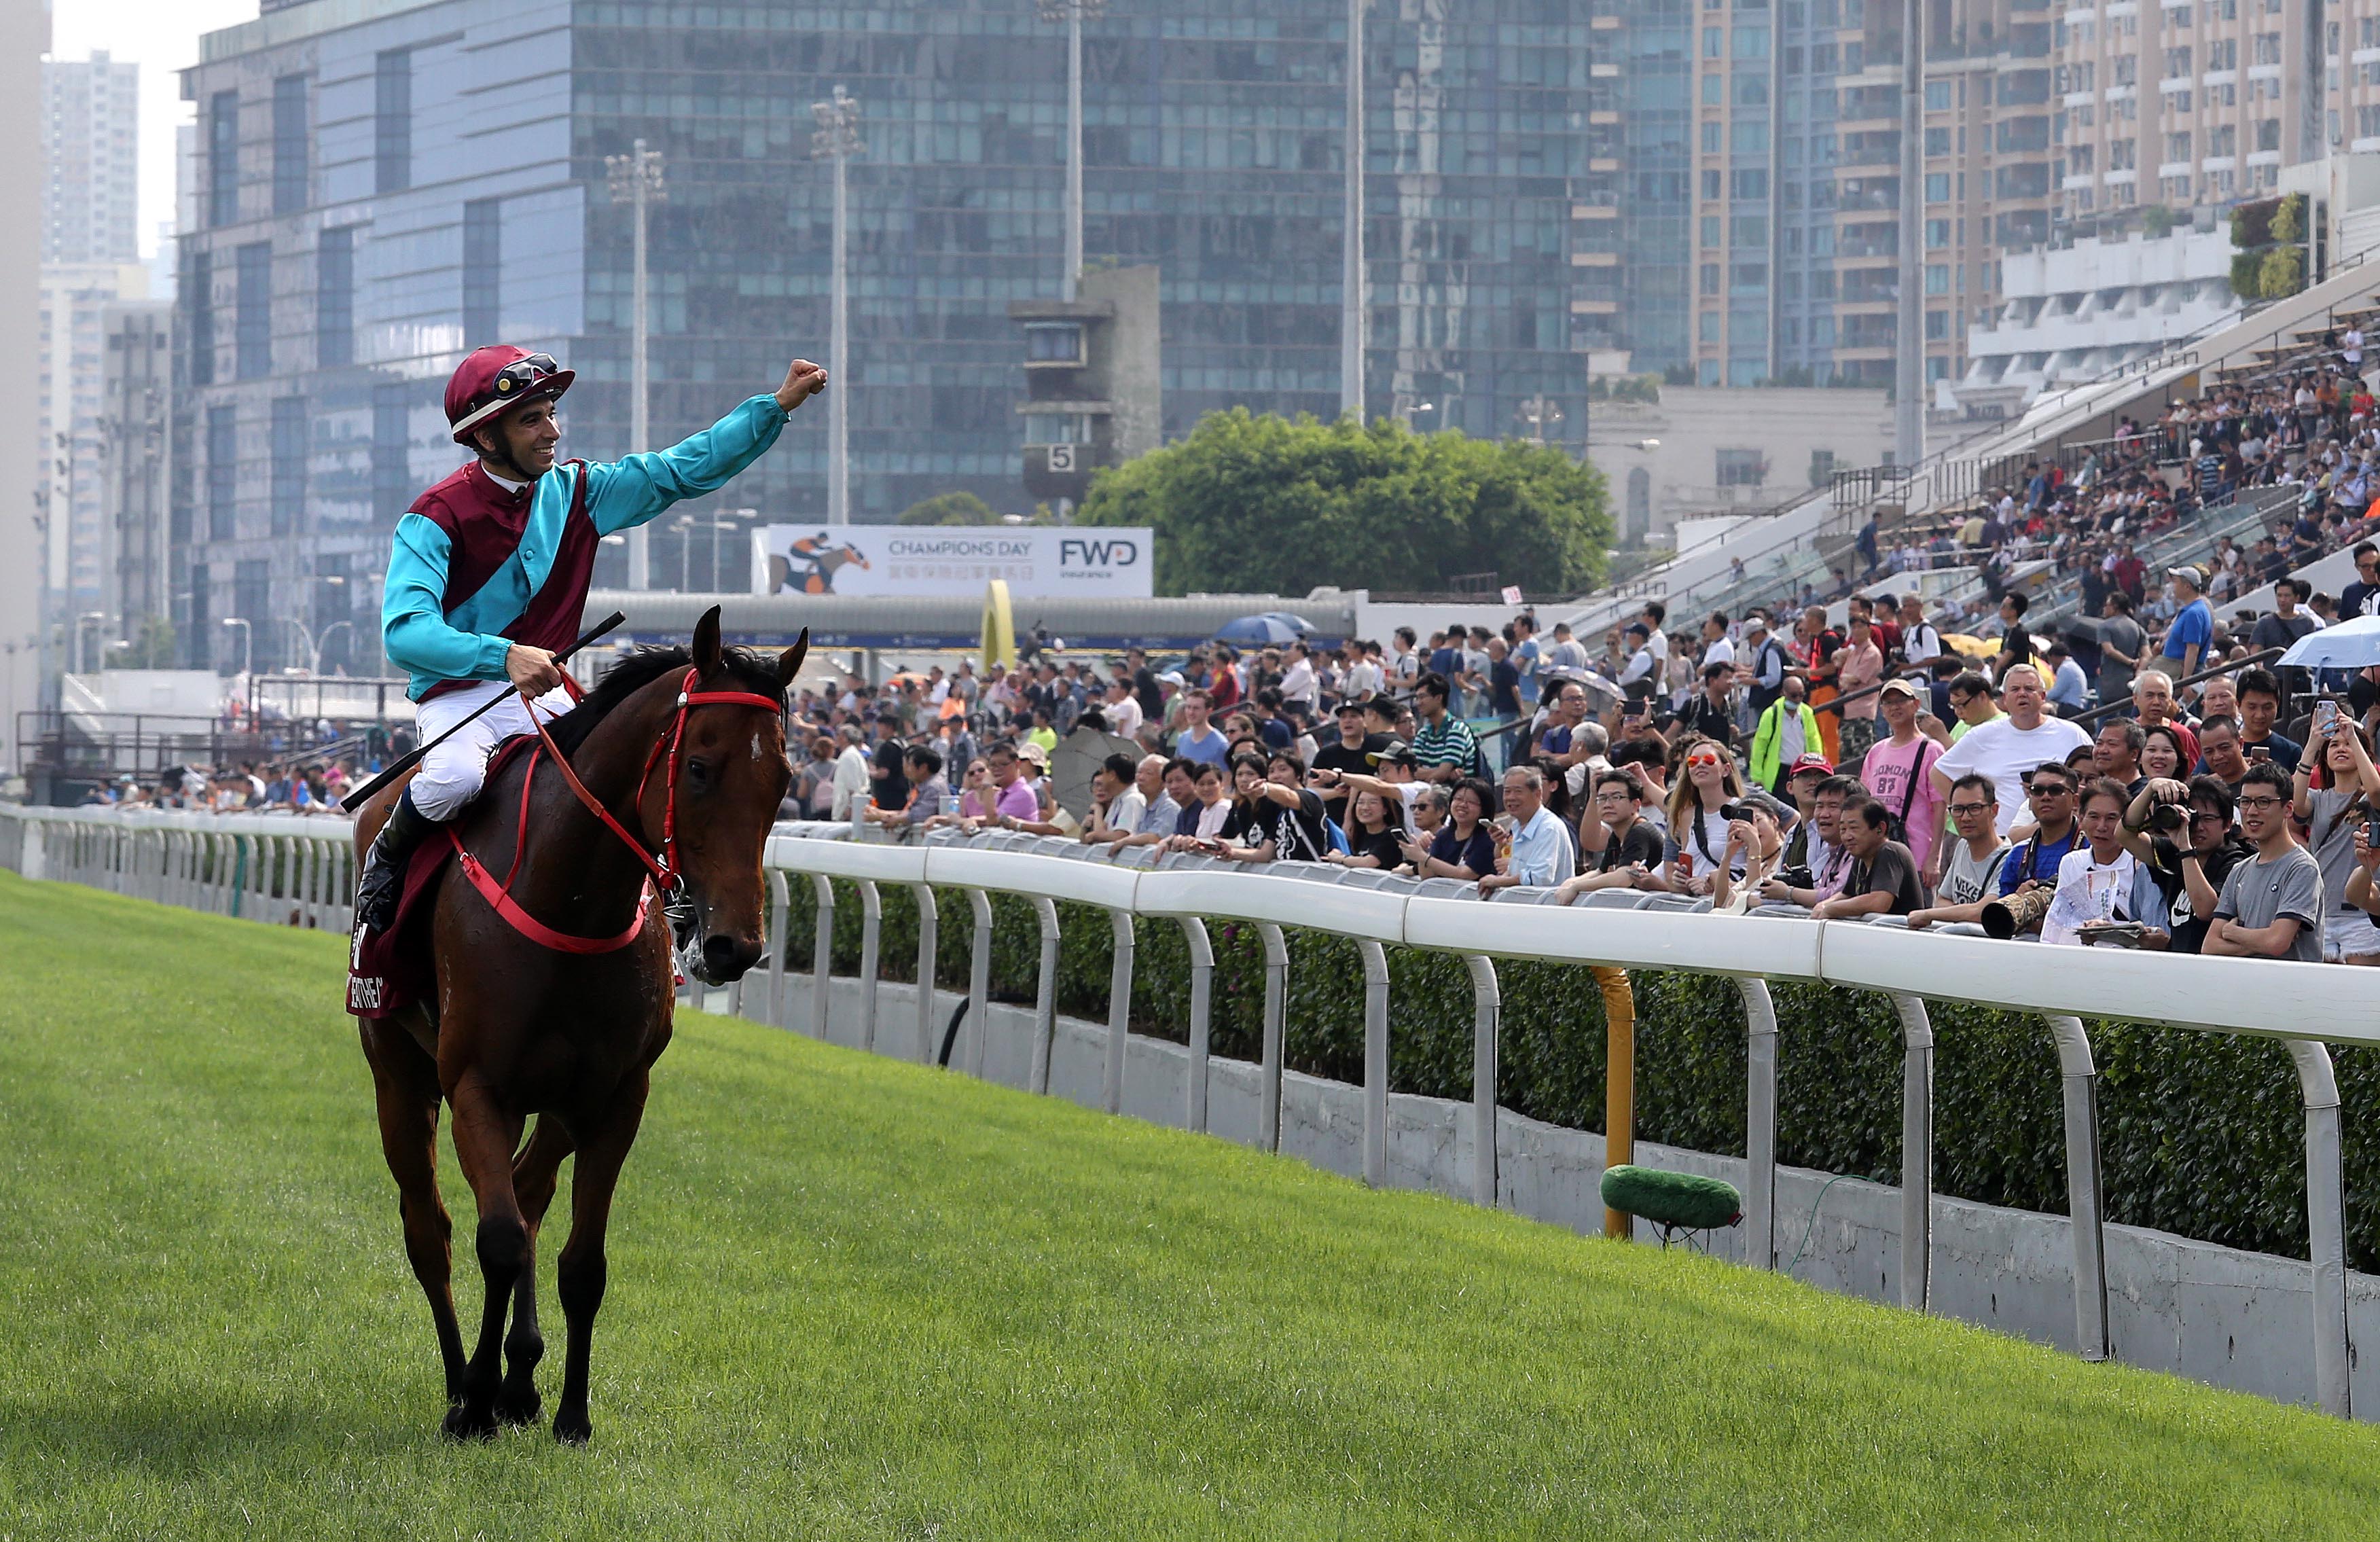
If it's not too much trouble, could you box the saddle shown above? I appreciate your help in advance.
[347,736,543,1020]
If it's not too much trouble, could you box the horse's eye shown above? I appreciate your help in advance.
[685,758,711,789]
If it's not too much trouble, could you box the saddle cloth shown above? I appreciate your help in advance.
[346,735,540,1019]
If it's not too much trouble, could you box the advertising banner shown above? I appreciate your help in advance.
[753,524,1155,598]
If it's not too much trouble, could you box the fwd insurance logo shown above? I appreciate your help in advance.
[1058,536,1141,572]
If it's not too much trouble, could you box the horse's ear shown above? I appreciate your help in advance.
[777,627,810,689]
[692,605,723,675]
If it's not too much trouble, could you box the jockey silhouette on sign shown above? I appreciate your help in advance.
[770,532,871,594]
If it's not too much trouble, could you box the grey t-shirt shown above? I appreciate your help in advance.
[1939,839,2012,908]
[2212,844,2325,962]
[2303,789,2370,918]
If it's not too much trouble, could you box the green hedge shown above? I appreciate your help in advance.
[776,879,2379,1270]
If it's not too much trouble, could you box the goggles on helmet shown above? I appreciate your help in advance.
[488,353,562,399]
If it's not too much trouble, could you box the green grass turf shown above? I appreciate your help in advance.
[2,873,2378,1540]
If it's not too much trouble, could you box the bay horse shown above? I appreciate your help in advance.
[353,607,800,1442]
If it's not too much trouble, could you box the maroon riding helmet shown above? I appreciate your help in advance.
[444,344,576,448]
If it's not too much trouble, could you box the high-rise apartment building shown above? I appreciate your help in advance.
[2055,0,2320,219]
[41,52,139,267]
[101,303,175,642]
[177,0,1602,674]
[1686,0,2053,395]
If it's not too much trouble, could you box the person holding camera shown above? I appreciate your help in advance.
[2291,705,2380,964]
[2116,773,2251,953]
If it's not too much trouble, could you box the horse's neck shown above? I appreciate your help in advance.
[531,681,677,886]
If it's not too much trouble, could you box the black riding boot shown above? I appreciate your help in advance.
[355,788,437,934]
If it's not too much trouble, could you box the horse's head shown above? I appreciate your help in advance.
[652,607,805,986]
[825,544,870,573]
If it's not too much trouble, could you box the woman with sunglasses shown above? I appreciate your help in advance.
[354,343,830,933]
[1656,734,1750,895]
[1405,778,1499,880]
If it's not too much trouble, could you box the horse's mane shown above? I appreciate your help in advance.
[543,645,787,757]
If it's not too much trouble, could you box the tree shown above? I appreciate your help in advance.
[1075,409,1611,597]
[898,491,1000,526]
[105,615,176,670]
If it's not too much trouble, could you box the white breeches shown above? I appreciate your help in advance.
[408,679,578,821]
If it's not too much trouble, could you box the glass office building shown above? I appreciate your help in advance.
[178,0,1601,672]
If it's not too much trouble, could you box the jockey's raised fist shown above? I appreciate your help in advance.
[776,359,829,412]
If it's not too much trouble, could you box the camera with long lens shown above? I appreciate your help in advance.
[2144,801,2189,836]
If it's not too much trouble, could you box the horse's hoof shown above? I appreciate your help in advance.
[552,1405,592,1446]
[441,1402,500,1443]
[494,1384,541,1427]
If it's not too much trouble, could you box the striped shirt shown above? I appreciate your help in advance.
[1410,714,1479,775]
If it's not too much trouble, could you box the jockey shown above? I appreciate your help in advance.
[353,343,827,933]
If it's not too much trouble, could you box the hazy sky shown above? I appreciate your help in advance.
[49,0,261,259]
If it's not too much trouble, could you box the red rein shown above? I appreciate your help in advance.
[449,667,783,954]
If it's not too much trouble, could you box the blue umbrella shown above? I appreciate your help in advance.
[2279,615,2380,670]
[1214,613,1305,647]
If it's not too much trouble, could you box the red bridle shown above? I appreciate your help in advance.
[448,666,785,954]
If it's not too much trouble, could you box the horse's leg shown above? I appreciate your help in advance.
[495,1115,575,1427]
[358,1018,466,1403]
[551,1071,651,1446]
[441,1070,529,1441]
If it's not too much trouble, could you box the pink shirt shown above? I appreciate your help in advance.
[1836,640,1884,720]
[1858,734,1947,869]
[992,776,1041,821]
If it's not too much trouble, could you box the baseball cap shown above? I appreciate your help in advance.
[1336,698,1367,716]
[1368,740,1415,767]
[1017,742,1049,768]
[1877,677,1920,701]
[1788,753,1833,778]
[2169,562,2207,588]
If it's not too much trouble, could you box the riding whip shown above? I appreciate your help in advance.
[340,611,628,812]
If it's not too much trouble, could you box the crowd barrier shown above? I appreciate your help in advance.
[1,802,2365,1418]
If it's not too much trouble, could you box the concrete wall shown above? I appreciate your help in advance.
[751,969,2380,1419]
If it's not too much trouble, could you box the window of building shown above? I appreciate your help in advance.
[1925,264,1949,294]
[1732,120,1770,152]
[208,406,236,542]
[2255,119,2281,151]
[463,200,501,346]
[317,228,353,368]
[187,564,210,666]
[1701,214,1723,247]
[1924,173,1949,201]
[270,397,305,539]
[1925,217,1951,248]
[1024,323,1084,363]
[1703,122,1723,152]
[1732,168,1769,199]
[1703,73,1725,104]
[235,561,270,663]
[1715,448,1767,486]
[1924,127,1950,156]
[373,382,410,527]
[1700,262,1721,295]
[209,90,238,228]
[1024,413,1094,446]
[236,243,270,382]
[375,50,412,195]
[272,75,308,215]
[184,249,215,387]
[1924,80,1950,110]
[1732,215,1768,247]
[1703,168,1724,199]
[1700,312,1723,341]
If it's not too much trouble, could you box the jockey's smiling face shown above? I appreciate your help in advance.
[475,397,562,480]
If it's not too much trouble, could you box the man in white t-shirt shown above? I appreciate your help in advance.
[1927,664,2093,836]
[1700,611,1735,673]
[1279,641,1318,714]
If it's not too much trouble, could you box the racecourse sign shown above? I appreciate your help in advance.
[753,524,1155,598]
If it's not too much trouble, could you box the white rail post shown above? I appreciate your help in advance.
[1890,992,1934,1312]
[809,874,835,1042]
[2286,1039,2352,1418]
[1178,917,1214,1133]
[965,888,994,1077]
[1102,909,1134,1114]
[1466,954,1500,1208]
[1358,939,1390,1187]
[2044,1014,2110,1361]
[1738,978,1780,1270]
[911,882,940,1061]
[1257,922,1288,1152]
[765,869,790,1026]
[855,879,882,1054]
[1028,897,1060,1094]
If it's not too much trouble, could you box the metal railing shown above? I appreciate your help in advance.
[0,800,2366,1415]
